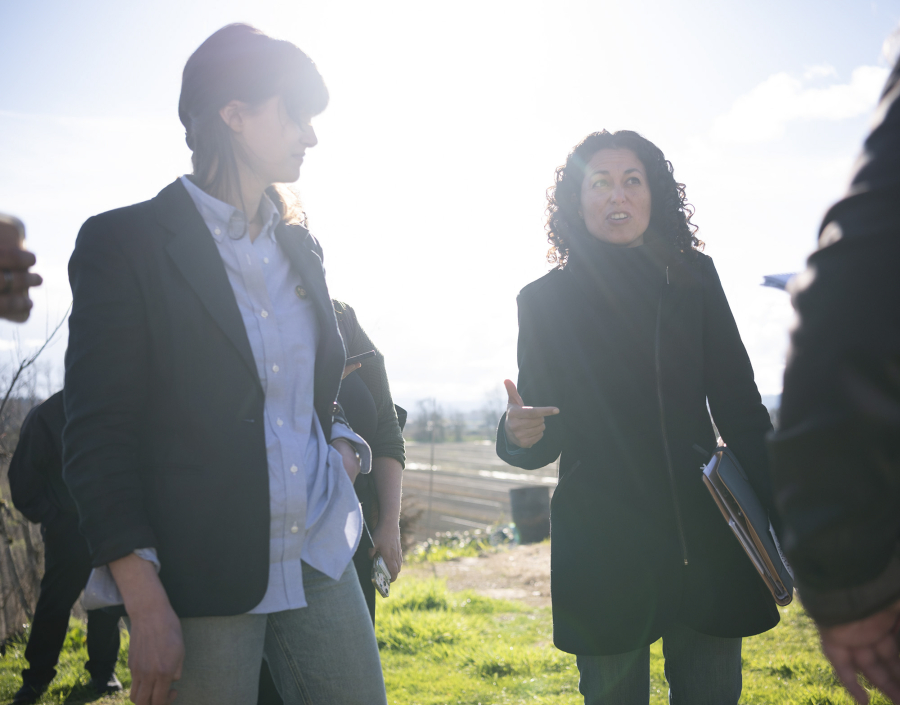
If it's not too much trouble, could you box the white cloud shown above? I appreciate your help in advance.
[711,65,889,143]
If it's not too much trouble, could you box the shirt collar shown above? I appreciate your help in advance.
[180,175,281,244]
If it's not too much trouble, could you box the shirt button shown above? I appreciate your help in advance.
[263,257,269,264]
[290,464,298,474]
[290,524,299,534]
[214,227,221,236]
[246,254,252,265]
[272,364,279,373]
[261,310,268,318]
[295,286,307,299]
[277,418,284,427]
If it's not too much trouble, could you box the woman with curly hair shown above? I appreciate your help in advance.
[496,130,779,704]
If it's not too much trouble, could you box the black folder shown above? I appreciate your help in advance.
[702,446,794,606]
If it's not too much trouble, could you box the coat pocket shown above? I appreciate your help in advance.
[553,459,582,495]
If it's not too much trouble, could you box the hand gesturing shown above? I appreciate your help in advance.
[502,379,558,449]
[819,600,900,704]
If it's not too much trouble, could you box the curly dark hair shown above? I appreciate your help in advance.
[545,130,703,268]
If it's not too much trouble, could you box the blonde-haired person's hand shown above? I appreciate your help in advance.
[109,554,183,705]
[502,379,558,449]
[819,599,900,704]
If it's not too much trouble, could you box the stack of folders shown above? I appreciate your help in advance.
[702,446,795,606]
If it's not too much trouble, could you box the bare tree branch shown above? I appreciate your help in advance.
[0,304,70,446]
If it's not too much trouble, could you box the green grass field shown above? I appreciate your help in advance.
[0,578,890,704]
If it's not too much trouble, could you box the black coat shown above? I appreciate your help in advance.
[768,58,900,627]
[9,391,74,525]
[62,179,348,618]
[497,243,779,655]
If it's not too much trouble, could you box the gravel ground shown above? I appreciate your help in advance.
[402,541,552,608]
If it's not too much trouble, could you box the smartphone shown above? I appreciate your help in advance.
[0,213,25,250]
[346,350,376,365]
[371,554,391,598]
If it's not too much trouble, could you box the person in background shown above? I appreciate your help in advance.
[768,56,900,705]
[0,213,42,321]
[8,391,122,704]
[497,130,780,704]
[62,24,384,705]
[258,300,405,705]
[333,300,405,617]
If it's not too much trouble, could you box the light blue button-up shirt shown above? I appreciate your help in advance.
[181,176,369,613]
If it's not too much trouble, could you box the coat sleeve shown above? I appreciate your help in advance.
[334,301,405,467]
[701,257,776,523]
[63,215,157,567]
[8,405,56,525]
[767,196,900,626]
[496,290,564,470]
[767,58,900,626]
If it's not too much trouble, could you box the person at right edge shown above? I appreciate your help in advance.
[768,56,900,705]
[496,130,780,704]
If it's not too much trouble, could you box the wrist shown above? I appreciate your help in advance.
[377,505,401,527]
[109,553,170,617]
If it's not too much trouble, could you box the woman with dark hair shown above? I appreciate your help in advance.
[331,300,405,618]
[496,130,779,704]
[63,24,387,705]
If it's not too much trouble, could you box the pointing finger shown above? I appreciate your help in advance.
[512,406,559,419]
[504,379,524,407]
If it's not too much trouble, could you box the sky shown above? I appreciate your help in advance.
[1,0,899,411]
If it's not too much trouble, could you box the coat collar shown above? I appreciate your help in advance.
[152,179,345,424]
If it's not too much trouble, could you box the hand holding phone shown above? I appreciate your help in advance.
[342,350,376,380]
[372,554,391,598]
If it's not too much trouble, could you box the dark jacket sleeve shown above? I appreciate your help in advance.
[701,257,777,524]
[333,301,405,467]
[63,215,157,567]
[768,59,900,626]
[8,404,56,525]
[496,288,564,470]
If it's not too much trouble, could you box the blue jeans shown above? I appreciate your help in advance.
[163,562,386,705]
[576,623,742,705]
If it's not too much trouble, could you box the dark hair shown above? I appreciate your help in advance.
[545,130,702,267]
[179,24,329,223]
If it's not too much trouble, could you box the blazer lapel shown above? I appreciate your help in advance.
[275,223,335,344]
[154,180,260,388]
[276,222,346,433]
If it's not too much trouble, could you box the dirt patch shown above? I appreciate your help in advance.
[402,541,552,608]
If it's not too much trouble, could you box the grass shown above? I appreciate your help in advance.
[406,527,518,564]
[0,620,131,704]
[376,579,894,705]
[1,578,893,704]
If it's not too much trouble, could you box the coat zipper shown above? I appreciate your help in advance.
[656,269,689,566]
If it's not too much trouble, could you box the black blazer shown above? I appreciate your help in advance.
[497,249,779,655]
[62,179,347,618]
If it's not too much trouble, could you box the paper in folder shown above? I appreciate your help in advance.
[702,446,794,606]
